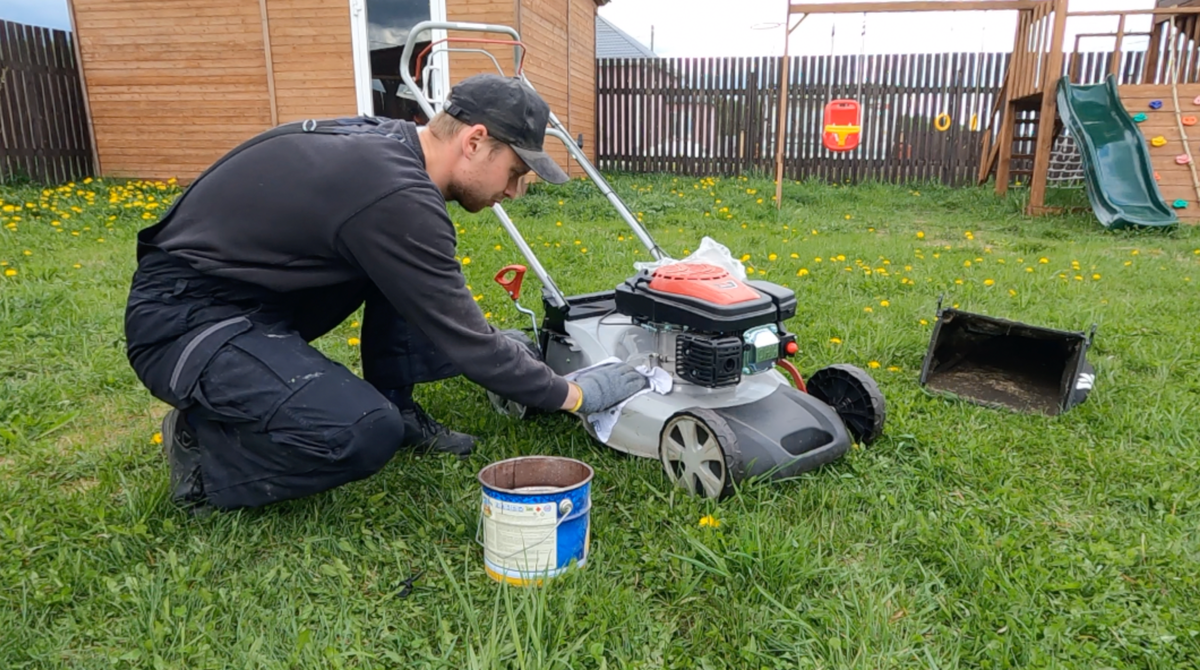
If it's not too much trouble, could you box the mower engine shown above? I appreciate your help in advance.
[613,263,799,388]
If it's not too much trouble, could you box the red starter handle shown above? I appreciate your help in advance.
[494,264,527,301]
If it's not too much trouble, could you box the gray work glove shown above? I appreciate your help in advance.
[499,329,541,361]
[572,362,649,414]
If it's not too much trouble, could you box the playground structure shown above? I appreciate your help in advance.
[778,1,1200,226]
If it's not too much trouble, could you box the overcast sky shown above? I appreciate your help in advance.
[0,0,1160,56]
[598,0,1159,57]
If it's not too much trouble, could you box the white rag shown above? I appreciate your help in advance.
[565,356,673,443]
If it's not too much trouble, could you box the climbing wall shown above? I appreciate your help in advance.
[1120,83,1200,223]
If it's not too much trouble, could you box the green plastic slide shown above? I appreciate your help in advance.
[1055,75,1178,229]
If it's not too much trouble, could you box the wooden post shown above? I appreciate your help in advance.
[774,39,790,209]
[259,0,279,127]
[995,101,1016,195]
[775,15,806,210]
[64,0,99,176]
[1145,17,1165,84]
[1110,14,1126,81]
[1027,0,1068,215]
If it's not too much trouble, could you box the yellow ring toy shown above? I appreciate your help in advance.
[934,114,952,132]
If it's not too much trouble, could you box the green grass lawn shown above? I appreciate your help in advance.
[1,172,1198,669]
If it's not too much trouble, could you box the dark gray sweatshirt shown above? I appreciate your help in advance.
[141,117,569,411]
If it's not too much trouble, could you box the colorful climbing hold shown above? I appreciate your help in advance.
[1177,154,1192,165]
[1155,172,1162,182]
[1173,199,1189,209]
[1150,100,1164,110]
[1194,95,1200,106]
[1186,116,1199,126]
[1133,112,1148,123]
[1151,136,1168,147]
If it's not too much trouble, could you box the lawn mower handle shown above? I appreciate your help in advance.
[398,20,669,309]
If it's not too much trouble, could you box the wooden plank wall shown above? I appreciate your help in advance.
[73,0,274,180]
[518,0,572,176]
[0,20,93,184]
[568,0,596,168]
[597,52,1008,186]
[266,0,356,123]
[445,0,516,93]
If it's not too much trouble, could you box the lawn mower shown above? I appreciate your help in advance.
[400,21,886,499]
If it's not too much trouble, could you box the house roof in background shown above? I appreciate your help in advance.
[596,16,656,58]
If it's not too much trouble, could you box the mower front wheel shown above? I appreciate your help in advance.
[806,364,886,445]
[658,409,741,500]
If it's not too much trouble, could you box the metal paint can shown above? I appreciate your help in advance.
[477,456,593,586]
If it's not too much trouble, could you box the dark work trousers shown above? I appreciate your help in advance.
[125,250,460,510]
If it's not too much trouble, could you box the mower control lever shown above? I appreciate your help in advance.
[494,264,527,301]
[494,264,540,343]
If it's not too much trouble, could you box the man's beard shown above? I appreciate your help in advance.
[447,182,492,213]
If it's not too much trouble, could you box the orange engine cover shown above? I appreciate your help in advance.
[647,263,761,305]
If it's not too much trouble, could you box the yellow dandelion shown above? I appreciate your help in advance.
[797,268,809,277]
[151,432,163,445]
[462,257,471,265]
[351,321,360,328]
[815,257,823,263]
[22,250,31,256]
[880,300,890,307]
[1131,249,1139,255]
[558,200,564,205]
[844,214,852,220]
[868,361,881,369]
[581,248,587,254]
[73,264,81,269]
[1092,273,1101,280]
[1026,267,1034,273]
[699,515,721,528]
[1009,289,1017,296]
[1074,275,1083,281]
[473,294,482,302]
[617,235,625,241]
[963,260,972,267]
[887,366,901,372]
[556,221,563,226]
[494,244,502,251]
[768,253,777,261]
[347,337,361,346]
[984,279,995,286]
[863,306,874,313]
[3,268,16,277]
[1124,261,1133,266]
[484,312,492,319]
[919,319,929,326]
[1039,257,1049,264]
[954,279,964,285]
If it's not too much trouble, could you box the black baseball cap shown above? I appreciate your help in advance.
[443,74,569,184]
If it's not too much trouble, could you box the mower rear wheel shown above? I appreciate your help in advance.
[659,409,740,500]
[806,364,886,445]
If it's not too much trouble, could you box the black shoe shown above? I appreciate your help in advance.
[162,409,208,508]
[399,403,476,457]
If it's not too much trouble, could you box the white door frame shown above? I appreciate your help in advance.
[350,0,450,117]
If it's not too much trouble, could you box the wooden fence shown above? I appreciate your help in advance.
[0,20,92,185]
[596,50,1179,185]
